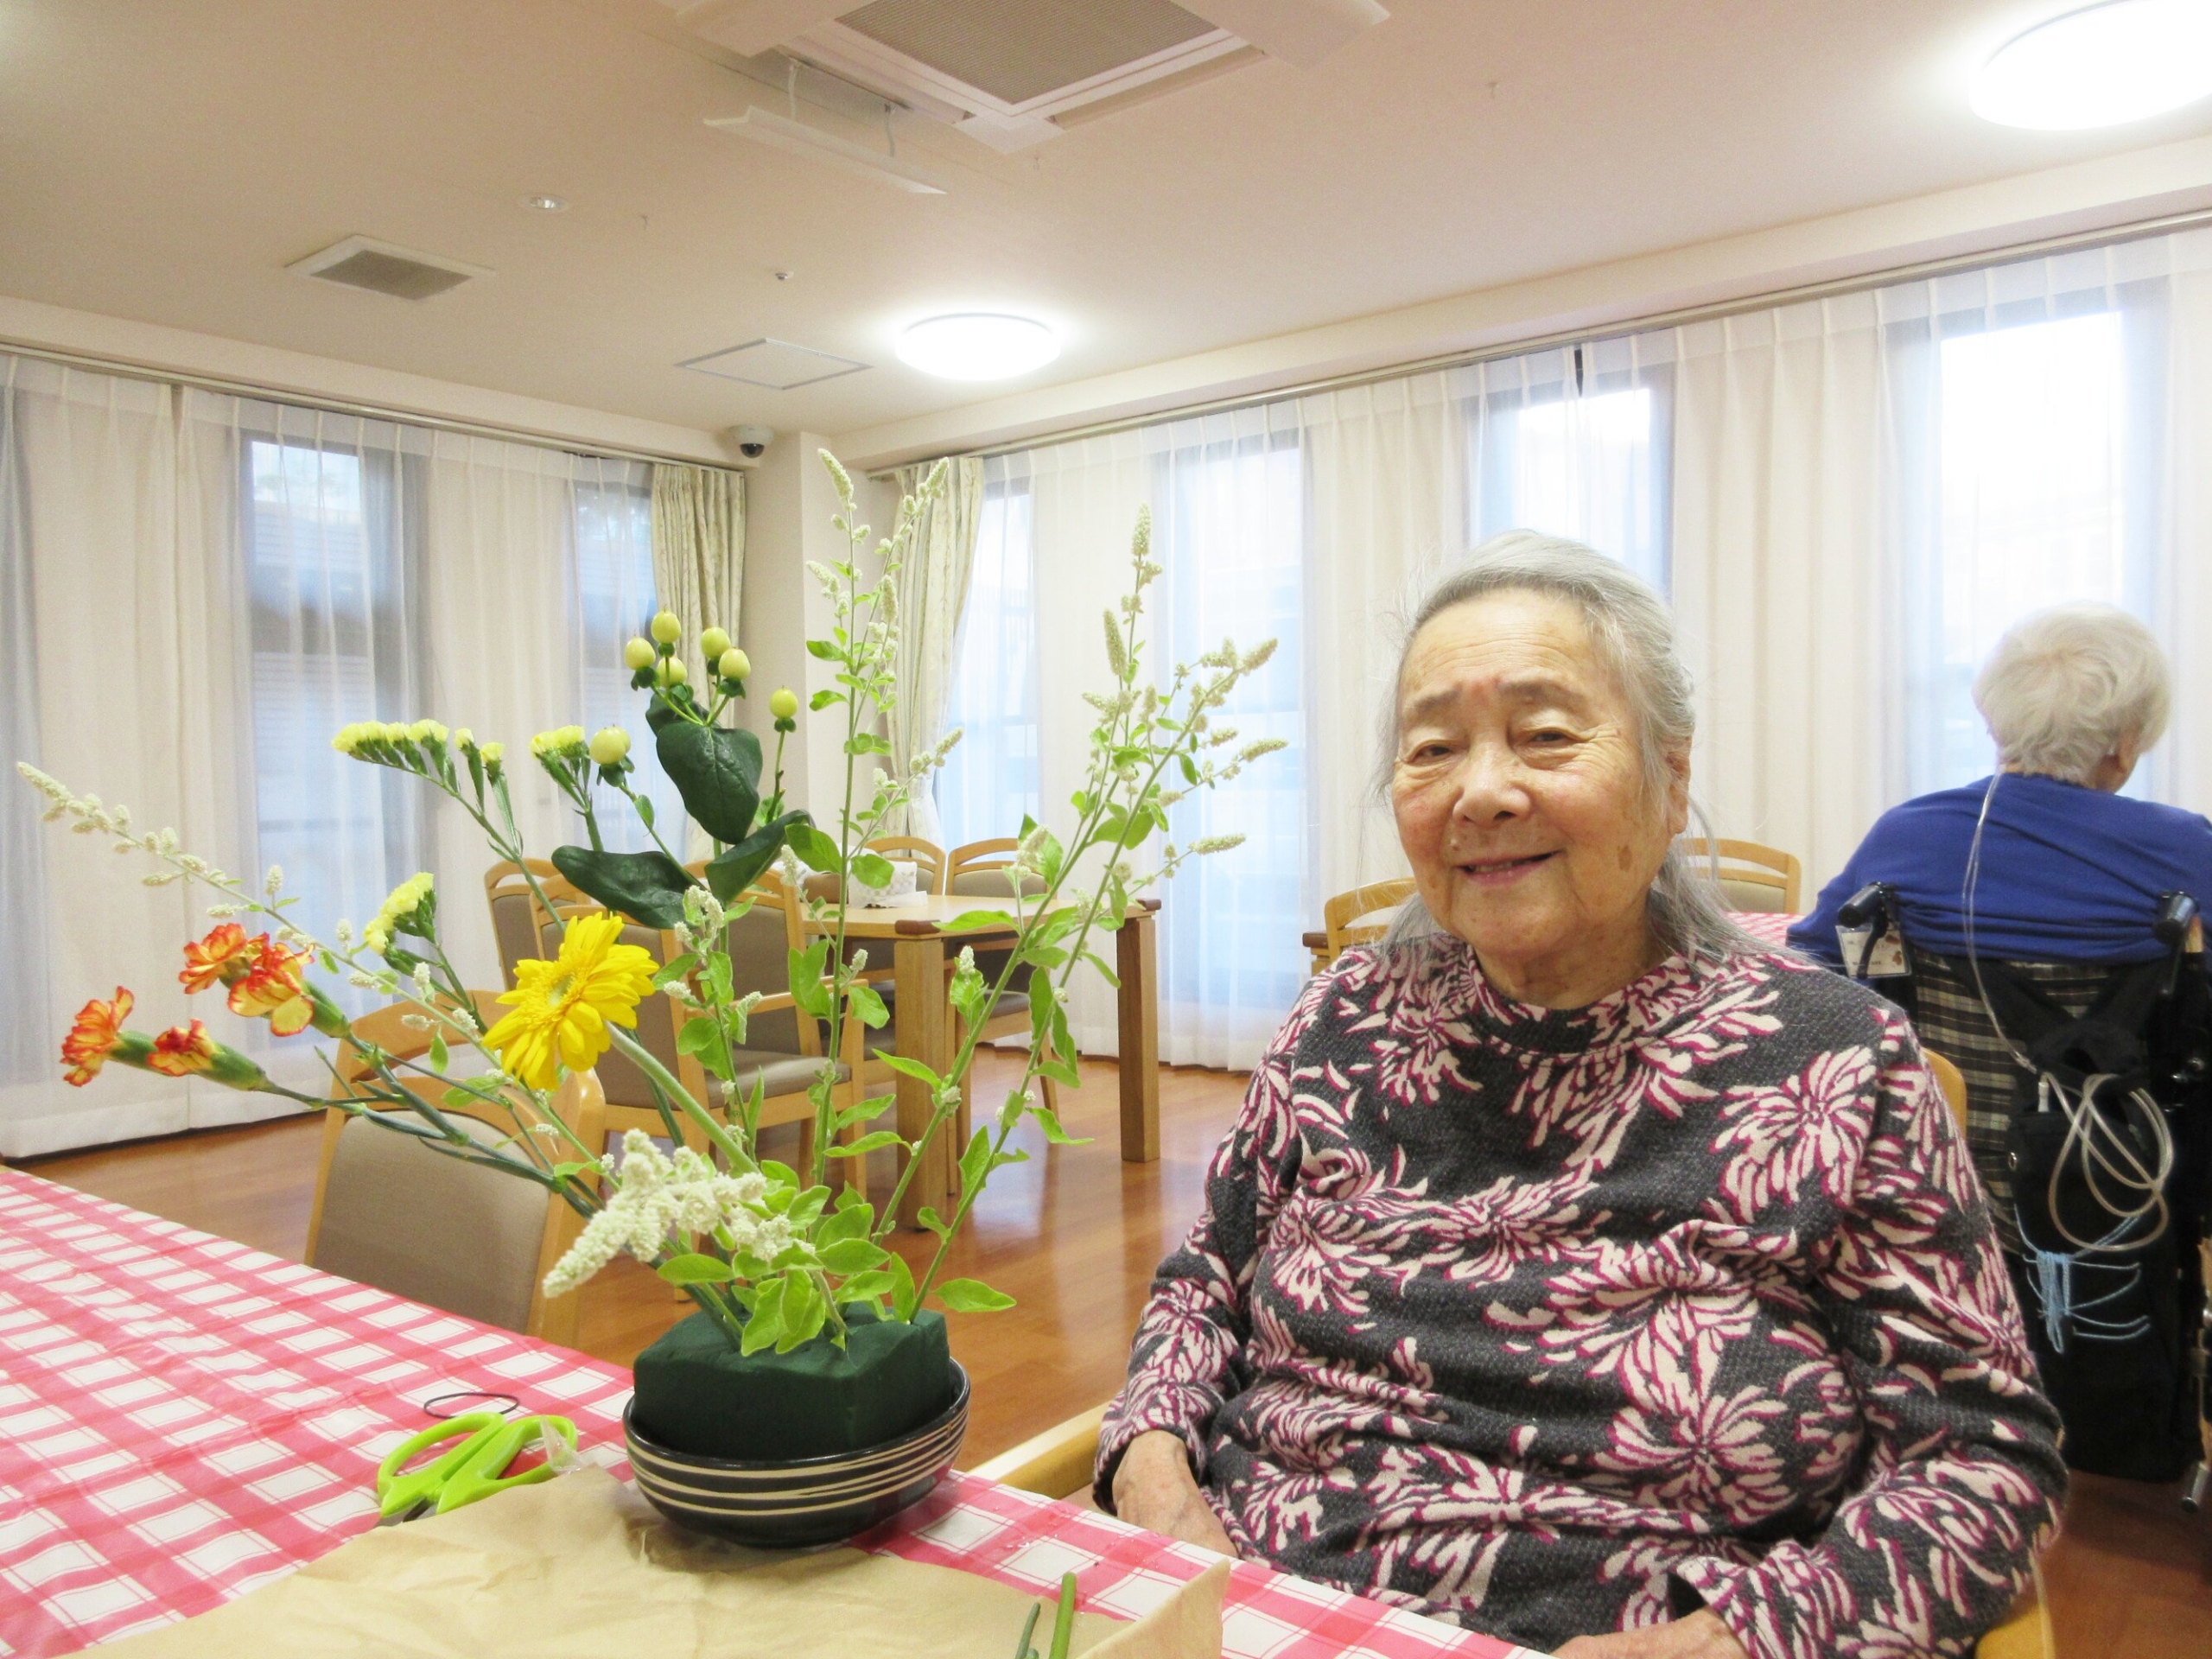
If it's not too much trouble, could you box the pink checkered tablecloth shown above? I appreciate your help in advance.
[0,1170,1521,1658]
[1733,910,1800,948]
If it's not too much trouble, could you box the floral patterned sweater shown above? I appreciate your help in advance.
[1096,941,2064,1659]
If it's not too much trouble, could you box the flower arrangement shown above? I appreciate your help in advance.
[21,453,1282,1368]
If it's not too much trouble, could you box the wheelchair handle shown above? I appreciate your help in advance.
[1836,881,1896,931]
[2154,890,2198,950]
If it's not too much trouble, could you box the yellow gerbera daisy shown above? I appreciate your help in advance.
[483,913,658,1090]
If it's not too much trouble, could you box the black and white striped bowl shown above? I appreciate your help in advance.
[623,1362,969,1548]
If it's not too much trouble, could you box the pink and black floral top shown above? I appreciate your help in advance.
[1098,941,2063,1659]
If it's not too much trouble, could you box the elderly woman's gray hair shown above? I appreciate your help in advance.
[1381,531,1758,963]
[1973,604,2171,787]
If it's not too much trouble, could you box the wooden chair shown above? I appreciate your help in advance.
[484,859,588,989]
[306,993,601,1345]
[1302,878,1417,975]
[1681,838,1802,914]
[1927,1048,1970,1137]
[868,835,949,894]
[975,1404,2056,1657]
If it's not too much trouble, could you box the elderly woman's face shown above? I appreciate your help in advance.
[1390,591,1687,1005]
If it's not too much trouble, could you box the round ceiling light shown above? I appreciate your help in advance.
[896,314,1059,381]
[521,194,569,213]
[1973,0,2212,130]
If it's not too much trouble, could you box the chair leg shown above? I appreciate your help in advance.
[797,1115,818,1183]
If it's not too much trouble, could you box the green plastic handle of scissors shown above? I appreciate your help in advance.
[376,1412,505,1522]
[435,1414,578,1515]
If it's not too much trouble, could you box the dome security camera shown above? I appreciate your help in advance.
[726,424,775,460]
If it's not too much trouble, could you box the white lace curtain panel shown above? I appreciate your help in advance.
[944,226,2212,1069]
[0,355,684,1156]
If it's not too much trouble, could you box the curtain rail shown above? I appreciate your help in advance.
[0,337,741,474]
[896,202,2212,472]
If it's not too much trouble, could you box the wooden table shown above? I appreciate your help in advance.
[809,894,1160,1228]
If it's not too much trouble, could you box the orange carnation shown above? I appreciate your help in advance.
[61,988,133,1087]
[181,925,262,994]
[227,944,315,1037]
[147,1020,219,1077]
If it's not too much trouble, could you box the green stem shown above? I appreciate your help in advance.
[607,1027,753,1173]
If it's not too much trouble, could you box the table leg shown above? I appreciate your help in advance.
[1116,907,1160,1164]
[893,932,952,1229]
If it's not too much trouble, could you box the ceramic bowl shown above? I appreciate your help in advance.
[623,1361,969,1548]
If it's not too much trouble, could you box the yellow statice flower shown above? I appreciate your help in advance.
[362,872,434,957]
[483,913,657,1090]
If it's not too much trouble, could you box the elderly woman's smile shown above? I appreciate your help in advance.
[1392,588,1685,1008]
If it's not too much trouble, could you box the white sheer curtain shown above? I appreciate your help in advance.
[938,458,1040,849]
[0,357,708,1155]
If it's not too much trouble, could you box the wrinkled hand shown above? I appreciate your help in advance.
[1555,1611,1749,1659]
[1110,1431,1236,1557]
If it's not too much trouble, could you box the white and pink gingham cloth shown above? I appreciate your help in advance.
[0,1170,1520,1657]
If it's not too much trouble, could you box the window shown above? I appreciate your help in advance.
[572,466,680,854]
[1904,304,2156,793]
[244,435,425,990]
[1466,346,1673,591]
[938,470,1039,848]
[1154,430,1306,1058]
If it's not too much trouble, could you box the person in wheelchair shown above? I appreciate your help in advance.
[1790,603,2212,1487]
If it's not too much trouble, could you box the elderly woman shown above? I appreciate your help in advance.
[1098,535,2063,1659]
[1789,604,2212,1242]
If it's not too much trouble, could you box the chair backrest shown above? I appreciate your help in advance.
[721,878,807,1055]
[1322,878,1416,962]
[868,836,948,893]
[484,860,587,989]
[308,996,601,1343]
[1681,838,1802,913]
[945,838,1039,896]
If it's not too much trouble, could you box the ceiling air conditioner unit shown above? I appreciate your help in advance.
[673,0,1387,151]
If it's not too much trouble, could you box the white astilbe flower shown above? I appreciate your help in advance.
[541,1131,773,1300]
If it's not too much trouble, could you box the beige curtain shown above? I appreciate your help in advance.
[890,457,983,841]
[650,463,746,688]
[651,463,746,855]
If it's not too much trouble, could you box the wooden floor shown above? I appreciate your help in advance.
[23,1054,2212,1656]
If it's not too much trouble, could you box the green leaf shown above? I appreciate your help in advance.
[652,951,700,991]
[548,1160,598,1181]
[787,1185,830,1234]
[826,1130,903,1158]
[778,1274,826,1353]
[787,943,833,1018]
[817,1201,873,1245]
[817,1237,890,1274]
[1179,753,1199,785]
[655,721,764,844]
[836,1269,897,1303]
[943,908,1015,933]
[785,821,844,874]
[850,852,895,889]
[1034,829,1066,885]
[948,957,988,1032]
[804,638,840,660]
[935,1277,1016,1313]
[675,1016,721,1059]
[1028,1104,1090,1147]
[957,1128,990,1198]
[810,689,841,712]
[427,1031,448,1071]
[878,1052,942,1090]
[657,1253,737,1285]
[848,981,889,1029]
[550,844,694,930]
[704,812,806,905]
[916,1205,950,1239]
[740,1276,788,1354]
[887,1252,918,1319]
[442,1082,502,1110]
[1078,949,1120,989]
[831,1092,894,1134]
[633,794,655,829]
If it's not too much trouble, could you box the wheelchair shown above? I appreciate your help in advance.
[1831,880,2212,1506]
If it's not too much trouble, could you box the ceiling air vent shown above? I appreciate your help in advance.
[288,236,492,302]
[677,338,869,391]
[796,0,1250,150]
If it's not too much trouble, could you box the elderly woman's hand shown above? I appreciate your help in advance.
[1110,1430,1236,1556]
[1555,1611,1749,1659]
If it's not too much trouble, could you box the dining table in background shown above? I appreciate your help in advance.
[0,1166,1524,1659]
[805,893,1162,1229]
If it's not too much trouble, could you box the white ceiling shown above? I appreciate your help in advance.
[4,0,2211,446]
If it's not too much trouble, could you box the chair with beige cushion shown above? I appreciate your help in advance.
[867,835,949,894]
[307,993,602,1344]
[1680,838,1802,914]
[974,1403,2054,1658]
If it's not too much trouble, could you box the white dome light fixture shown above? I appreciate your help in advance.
[1973,0,2212,130]
[897,314,1059,381]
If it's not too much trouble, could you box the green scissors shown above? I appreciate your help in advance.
[374,1410,579,1526]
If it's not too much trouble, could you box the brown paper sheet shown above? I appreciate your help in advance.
[87,1469,1224,1659]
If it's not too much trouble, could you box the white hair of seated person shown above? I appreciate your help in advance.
[1974,603,2171,791]
[1376,530,1758,965]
